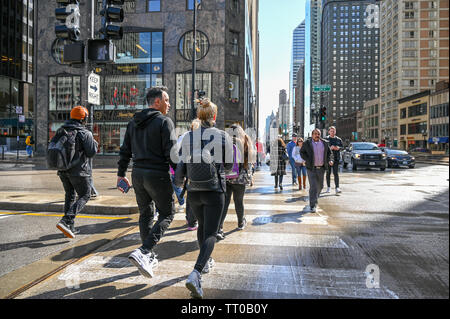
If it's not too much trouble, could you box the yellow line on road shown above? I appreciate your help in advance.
[0,212,128,220]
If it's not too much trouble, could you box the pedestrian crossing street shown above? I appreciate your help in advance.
[18,167,399,299]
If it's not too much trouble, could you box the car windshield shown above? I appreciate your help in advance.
[353,143,379,150]
[387,150,408,155]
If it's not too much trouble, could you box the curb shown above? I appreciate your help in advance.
[0,202,138,215]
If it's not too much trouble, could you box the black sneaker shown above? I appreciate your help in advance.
[216,230,225,241]
[56,219,79,238]
[238,217,247,230]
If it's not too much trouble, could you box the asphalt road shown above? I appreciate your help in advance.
[0,162,448,299]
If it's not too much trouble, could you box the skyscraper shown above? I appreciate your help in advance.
[321,0,380,128]
[290,21,306,105]
[380,0,449,148]
[304,0,322,138]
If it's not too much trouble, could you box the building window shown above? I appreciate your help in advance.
[175,72,212,128]
[97,0,136,14]
[48,75,81,111]
[179,30,210,61]
[229,74,239,102]
[230,30,239,56]
[187,0,202,10]
[408,122,427,135]
[147,0,160,11]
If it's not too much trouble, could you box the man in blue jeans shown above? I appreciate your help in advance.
[286,133,298,185]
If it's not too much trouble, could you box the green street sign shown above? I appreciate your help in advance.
[313,85,331,92]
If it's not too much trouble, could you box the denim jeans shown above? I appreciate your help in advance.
[188,191,225,273]
[295,165,307,177]
[289,158,297,182]
[171,174,185,206]
[132,168,175,252]
[59,173,91,225]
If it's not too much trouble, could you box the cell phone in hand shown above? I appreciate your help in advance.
[118,179,131,193]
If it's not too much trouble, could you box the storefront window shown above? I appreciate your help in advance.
[48,75,81,111]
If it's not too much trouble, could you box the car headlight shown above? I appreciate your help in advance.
[410,156,415,160]
[382,153,387,158]
[354,154,361,159]
[390,156,396,160]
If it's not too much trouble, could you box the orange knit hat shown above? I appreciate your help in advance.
[70,106,89,120]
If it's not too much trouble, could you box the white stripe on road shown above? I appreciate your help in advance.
[172,213,328,225]
[57,256,398,299]
[228,203,308,212]
[122,231,347,248]
[0,215,11,220]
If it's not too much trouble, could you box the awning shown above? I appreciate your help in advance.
[428,137,449,144]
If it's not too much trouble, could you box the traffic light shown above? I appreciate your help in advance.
[320,106,327,122]
[55,0,81,41]
[87,39,116,63]
[100,0,125,40]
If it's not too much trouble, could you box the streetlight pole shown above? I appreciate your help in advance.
[191,0,199,121]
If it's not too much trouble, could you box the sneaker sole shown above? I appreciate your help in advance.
[128,256,154,278]
[56,223,75,239]
[185,281,203,299]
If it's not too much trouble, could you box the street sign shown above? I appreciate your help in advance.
[15,106,23,114]
[18,115,25,123]
[313,85,331,92]
[88,72,100,105]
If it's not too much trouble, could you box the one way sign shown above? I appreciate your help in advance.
[88,73,100,105]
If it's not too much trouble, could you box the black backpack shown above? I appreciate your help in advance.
[186,140,221,192]
[47,128,80,171]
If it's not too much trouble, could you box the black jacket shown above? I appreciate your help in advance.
[174,123,234,193]
[300,138,333,170]
[57,120,98,177]
[117,108,177,177]
[325,135,344,162]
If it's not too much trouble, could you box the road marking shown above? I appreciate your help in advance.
[0,212,128,220]
[122,231,347,248]
[228,203,310,212]
[57,256,398,299]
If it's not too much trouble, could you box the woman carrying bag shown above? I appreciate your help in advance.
[270,137,288,190]
[292,138,307,190]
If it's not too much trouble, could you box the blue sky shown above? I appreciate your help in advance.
[258,0,306,134]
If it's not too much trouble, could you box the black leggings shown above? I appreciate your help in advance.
[188,191,225,273]
[219,183,246,230]
[274,174,284,186]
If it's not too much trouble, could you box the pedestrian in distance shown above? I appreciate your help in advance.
[217,123,254,241]
[117,86,177,279]
[48,106,98,238]
[292,137,307,190]
[25,133,34,158]
[325,126,343,194]
[286,133,298,185]
[175,98,234,299]
[271,137,288,190]
[300,128,333,213]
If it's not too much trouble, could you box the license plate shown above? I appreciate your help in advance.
[369,162,375,166]
[403,161,408,165]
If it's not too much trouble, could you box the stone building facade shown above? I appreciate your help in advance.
[35,0,259,156]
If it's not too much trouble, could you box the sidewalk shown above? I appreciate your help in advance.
[411,152,449,165]
[0,168,140,215]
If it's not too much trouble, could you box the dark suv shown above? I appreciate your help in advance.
[342,142,387,171]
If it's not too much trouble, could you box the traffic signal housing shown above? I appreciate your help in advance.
[100,0,125,40]
[87,39,116,64]
[54,0,81,41]
[320,106,327,122]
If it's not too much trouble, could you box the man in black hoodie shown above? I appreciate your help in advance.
[117,86,177,278]
[56,106,98,238]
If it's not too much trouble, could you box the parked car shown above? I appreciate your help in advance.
[410,147,431,153]
[385,149,415,168]
[342,142,387,171]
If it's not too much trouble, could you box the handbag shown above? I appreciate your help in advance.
[281,149,289,161]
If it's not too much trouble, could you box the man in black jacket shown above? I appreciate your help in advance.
[117,86,177,279]
[300,128,333,213]
[325,126,343,194]
[56,106,98,238]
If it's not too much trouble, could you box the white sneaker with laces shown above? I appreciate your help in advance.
[202,257,215,274]
[186,270,203,299]
[325,187,331,193]
[128,249,158,278]
[336,187,342,194]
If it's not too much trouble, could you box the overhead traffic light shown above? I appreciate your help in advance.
[100,0,125,40]
[320,106,327,122]
[54,0,81,41]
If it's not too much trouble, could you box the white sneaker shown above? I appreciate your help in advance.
[186,270,203,299]
[202,257,215,274]
[304,205,317,213]
[128,248,158,278]
[325,187,331,193]
[336,187,342,194]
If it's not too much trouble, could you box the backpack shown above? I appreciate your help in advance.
[226,144,241,180]
[186,138,221,192]
[47,128,80,171]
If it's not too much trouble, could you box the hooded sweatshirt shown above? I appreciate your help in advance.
[117,108,177,177]
[57,119,98,177]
